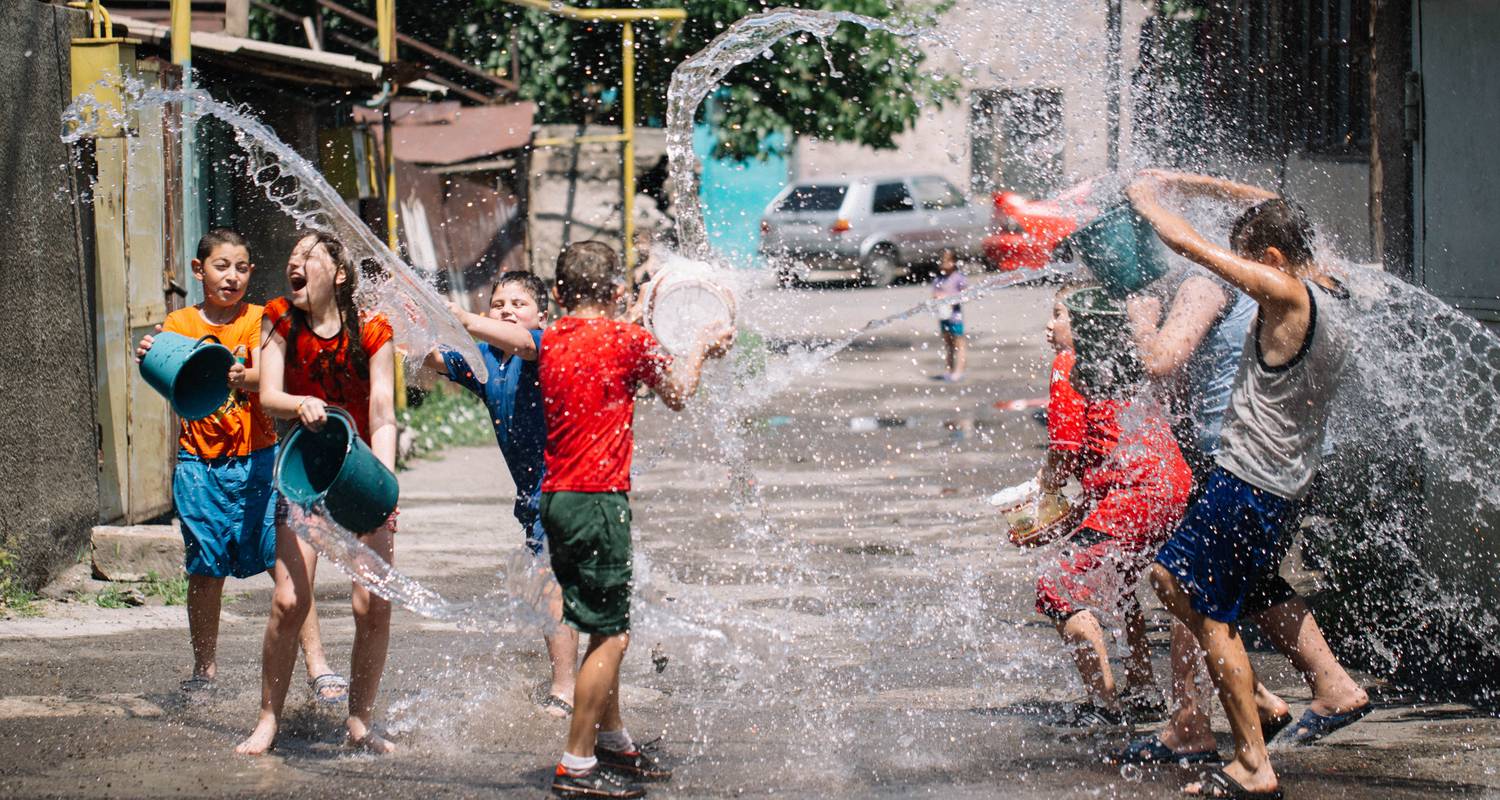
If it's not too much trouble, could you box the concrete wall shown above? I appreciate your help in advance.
[796,0,1150,195]
[0,1,101,588]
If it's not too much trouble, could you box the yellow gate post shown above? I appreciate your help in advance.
[510,1,686,273]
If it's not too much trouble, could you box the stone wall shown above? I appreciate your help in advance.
[0,1,101,589]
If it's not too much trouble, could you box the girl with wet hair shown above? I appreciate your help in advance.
[236,230,399,756]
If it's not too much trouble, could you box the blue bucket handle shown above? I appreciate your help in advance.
[194,334,223,348]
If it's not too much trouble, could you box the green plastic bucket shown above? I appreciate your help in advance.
[1063,204,1170,296]
[138,331,235,420]
[1061,286,1144,398]
[275,406,398,533]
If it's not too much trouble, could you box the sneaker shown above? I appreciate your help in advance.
[597,744,672,782]
[1046,702,1127,730]
[1121,688,1168,724]
[551,764,646,798]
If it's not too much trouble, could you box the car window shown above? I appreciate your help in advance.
[912,177,966,210]
[776,185,847,212]
[872,182,914,214]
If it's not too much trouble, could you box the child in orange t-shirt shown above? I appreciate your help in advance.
[236,231,397,757]
[135,230,298,695]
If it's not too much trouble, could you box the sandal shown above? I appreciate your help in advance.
[539,694,574,718]
[179,676,216,694]
[1103,734,1219,766]
[1261,711,1293,743]
[1282,703,1372,745]
[310,672,349,705]
[1185,767,1283,799]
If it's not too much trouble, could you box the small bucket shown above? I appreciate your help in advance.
[139,331,235,420]
[1061,286,1144,398]
[275,406,398,533]
[642,266,737,357]
[1062,204,1170,296]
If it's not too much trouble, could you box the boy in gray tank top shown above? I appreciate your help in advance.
[1127,170,1358,800]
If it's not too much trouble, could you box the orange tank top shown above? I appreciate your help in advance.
[162,304,278,459]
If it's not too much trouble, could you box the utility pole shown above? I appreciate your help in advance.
[171,0,202,303]
[1106,0,1122,172]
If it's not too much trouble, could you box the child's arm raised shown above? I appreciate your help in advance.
[365,341,398,471]
[649,324,734,412]
[449,303,538,361]
[1126,276,1229,378]
[1127,172,1305,313]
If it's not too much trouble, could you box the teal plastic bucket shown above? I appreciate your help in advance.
[139,331,235,420]
[275,406,398,533]
[1063,204,1171,296]
[1061,286,1144,398]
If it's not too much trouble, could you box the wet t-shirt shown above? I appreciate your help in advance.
[163,304,277,458]
[539,317,671,493]
[933,270,969,323]
[264,297,392,443]
[1047,350,1189,495]
[442,332,547,524]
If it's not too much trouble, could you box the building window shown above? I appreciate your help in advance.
[1295,0,1371,156]
[969,87,1064,197]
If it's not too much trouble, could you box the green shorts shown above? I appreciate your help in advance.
[540,491,633,636]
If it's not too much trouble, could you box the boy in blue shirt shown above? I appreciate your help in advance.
[432,271,579,716]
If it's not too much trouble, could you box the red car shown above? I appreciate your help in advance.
[981,191,1079,271]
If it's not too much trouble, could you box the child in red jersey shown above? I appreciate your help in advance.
[540,241,732,799]
[1032,292,1191,729]
[235,231,398,756]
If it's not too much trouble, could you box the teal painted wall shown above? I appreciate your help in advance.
[694,123,789,267]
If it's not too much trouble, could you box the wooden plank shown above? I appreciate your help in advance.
[93,136,130,524]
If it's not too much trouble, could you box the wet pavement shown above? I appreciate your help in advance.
[4,283,1500,798]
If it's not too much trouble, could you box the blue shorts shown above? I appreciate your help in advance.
[517,493,547,555]
[940,319,965,336]
[1153,467,1300,623]
[174,446,278,579]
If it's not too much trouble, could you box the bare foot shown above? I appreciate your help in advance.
[346,718,396,755]
[235,718,278,756]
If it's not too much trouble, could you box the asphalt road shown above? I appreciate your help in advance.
[3,281,1498,798]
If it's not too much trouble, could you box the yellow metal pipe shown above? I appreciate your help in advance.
[170,0,191,65]
[503,0,684,22]
[622,21,636,272]
[376,0,405,410]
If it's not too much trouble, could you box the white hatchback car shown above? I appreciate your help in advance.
[759,174,990,286]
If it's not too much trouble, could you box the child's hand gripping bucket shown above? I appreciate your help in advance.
[1062,203,1170,297]
[642,266,738,357]
[275,406,399,534]
[138,332,236,420]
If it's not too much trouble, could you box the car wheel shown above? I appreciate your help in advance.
[859,249,901,287]
[774,267,799,288]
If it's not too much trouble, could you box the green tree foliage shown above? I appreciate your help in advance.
[252,0,956,160]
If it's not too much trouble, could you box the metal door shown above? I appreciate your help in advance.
[1413,0,1500,321]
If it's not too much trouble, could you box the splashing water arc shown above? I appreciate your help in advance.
[62,82,488,383]
[665,8,916,261]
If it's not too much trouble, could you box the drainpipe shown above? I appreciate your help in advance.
[1105,0,1122,172]
[171,0,203,304]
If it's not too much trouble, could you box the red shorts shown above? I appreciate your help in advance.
[1035,481,1188,620]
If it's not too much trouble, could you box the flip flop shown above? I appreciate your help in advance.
[539,694,574,717]
[179,676,216,694]
[310,672,349,705]
[1103,734,1219,766]
[1185,767,1283,799]
[1261,712,1293,743]
[1281,703,1372,745]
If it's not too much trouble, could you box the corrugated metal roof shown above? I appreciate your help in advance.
[114,15,447,95]
[353,101,535,165]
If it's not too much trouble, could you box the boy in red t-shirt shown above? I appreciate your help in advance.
[540,242,732,799]
[1030,292,1191,729]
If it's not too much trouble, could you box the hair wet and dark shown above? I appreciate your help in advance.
[1230,199,1315,265]
[495,270,549,316]
[197,227,250,262]
[554,241,621,309]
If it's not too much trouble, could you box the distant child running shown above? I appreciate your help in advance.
[1026,292,1191,728]
[429,271,580,717]
[1131,169,1354,799]
[134,229,345,698]
[540,241,732,798]
[236,231,398,756]
[932,247,968,382]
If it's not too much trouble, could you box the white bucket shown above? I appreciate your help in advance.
[642,263,738,357]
